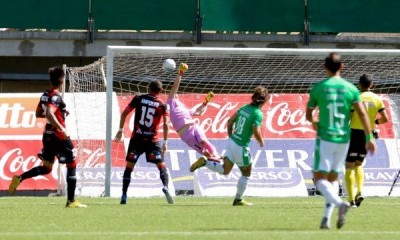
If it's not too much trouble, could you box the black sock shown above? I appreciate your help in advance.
[20,166,52,181]
[159,168,169,188]
[66,167,77,202]
[122,168,133,195]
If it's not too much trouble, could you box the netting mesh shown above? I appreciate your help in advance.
[67,61,107,196]
[66,47,400,196]
[112,52,400,94]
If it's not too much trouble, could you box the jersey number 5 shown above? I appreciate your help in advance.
[139,106,155,127]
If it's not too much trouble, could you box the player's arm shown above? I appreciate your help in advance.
[227,113,237,137]
[192,92,215,116]
[253,111,264,147]
[376,100,389,125]
[253,125,264,147]
[353,101,376,154]
[114,106,134,142]
[168,63,188,99]
[306,87,318,130]
[162,114,170,154]
[45,105,68,139]
[376,109,389,125]
[35,103,45,118]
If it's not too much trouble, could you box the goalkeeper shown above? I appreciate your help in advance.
[167,63,219,158]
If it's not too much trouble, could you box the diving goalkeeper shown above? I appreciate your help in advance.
[167,63,219,158]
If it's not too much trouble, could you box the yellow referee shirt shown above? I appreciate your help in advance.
[350,91,385,130]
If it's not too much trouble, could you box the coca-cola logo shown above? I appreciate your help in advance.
[77,147,106,168]
[0,148,54,181]
[0,146,107,181]
[266,102,314,135]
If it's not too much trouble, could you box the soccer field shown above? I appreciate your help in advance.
[1,197,400,240]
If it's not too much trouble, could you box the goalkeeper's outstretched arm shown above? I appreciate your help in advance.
[167,63,188,100]
[192,92,215,116]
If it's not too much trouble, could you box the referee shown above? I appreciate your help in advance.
[345,74,390,207]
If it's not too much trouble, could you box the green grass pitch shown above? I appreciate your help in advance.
[1,196,399,240]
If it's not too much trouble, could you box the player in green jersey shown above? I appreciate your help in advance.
[306,53,376,229]
[190,87,267,206]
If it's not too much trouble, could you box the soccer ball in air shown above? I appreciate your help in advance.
[162,59,176,73]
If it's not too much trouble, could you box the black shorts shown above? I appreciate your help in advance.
[126,138,163,164]
[346,129,367,163]
[38,134,75,164]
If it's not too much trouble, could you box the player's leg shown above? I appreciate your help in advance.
[345,130,362,206]
[320,173,339,229]
[61,139,86,208]
[190,138,233,174]
[344,161,356,206]
[121,139,141,204]
[354,160,365,207]
[8,135,55,195]
[314,140,344,207]
[314,139,348,229]
[233,165,252,206]
[332,141,351,229]
[230,144,252,206]
[147,141,174,204]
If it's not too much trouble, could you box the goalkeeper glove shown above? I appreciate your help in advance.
[178,63,188,76]
[203,91,215,105]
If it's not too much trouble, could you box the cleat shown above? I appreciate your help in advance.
[66,200,87,208]
[320,217,331,229]
[120,194,127,205]
[355,193,364,207]
[9,175,21,196]
[233,199,253,206]
[162,187,174,204]
[190,157,206,172]
[336,202,350,229]
[349,201,357,208]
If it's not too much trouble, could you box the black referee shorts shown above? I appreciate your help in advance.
[346,129,367,163]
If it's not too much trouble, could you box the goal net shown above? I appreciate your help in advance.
[67,47,400,197]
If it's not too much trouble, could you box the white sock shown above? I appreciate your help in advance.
[331,180,339,196]
[205,160,224,174]
[324,201,335,220]
[235,176,249,200]
[323,181,339,220]
[316,179,343,207]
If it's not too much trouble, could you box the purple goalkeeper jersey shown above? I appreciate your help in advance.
[167,97,195,131]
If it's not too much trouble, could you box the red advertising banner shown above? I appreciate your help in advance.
[118,94,395,139]
[0,140,57,190]
[0,95,46,137]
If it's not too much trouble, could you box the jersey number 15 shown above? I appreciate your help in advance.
[139,106,155,127]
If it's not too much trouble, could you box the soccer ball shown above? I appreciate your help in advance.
[162,59,176,73]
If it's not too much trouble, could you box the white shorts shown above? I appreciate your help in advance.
[225,138,252,167]
[314,138,350,173]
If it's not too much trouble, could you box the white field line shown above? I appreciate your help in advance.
[1,230,400,236]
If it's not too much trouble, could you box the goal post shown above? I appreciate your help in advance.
[69,46,400,197]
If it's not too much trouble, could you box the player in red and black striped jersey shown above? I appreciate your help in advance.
[9,66,86,208]
[114,80,172,204]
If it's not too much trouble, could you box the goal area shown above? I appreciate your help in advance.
[66,47,400,197]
